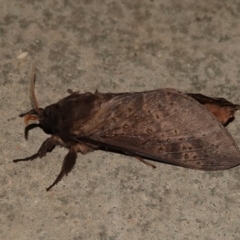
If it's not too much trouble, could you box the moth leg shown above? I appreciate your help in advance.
[46,146,77,191]
[13,136,57,162]
[135,156,156,169]
[67,89,79,95]
[67,89,74,94]
[124,150,156,168]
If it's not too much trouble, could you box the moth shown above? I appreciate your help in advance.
[14,68,240,191]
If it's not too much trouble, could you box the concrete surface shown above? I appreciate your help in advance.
[1,0,240,239]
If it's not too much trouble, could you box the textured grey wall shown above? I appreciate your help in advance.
[1,1,240,239]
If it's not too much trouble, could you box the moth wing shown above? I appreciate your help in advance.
[80,89,240,170]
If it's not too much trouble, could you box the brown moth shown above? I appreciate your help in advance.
[14,68,240,191]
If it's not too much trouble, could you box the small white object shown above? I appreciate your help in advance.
[17,52,28,59]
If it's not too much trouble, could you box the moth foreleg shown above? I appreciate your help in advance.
[13,136,57,163]
[46,146,77,191]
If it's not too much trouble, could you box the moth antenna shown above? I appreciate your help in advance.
[30,65,40,115]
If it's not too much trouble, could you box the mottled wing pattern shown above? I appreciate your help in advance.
[78,89,240,170]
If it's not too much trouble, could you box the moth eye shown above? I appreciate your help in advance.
[42,108,50,119]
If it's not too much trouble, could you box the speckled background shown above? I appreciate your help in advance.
[1,1,240,239]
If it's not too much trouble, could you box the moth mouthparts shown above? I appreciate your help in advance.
[24,114,39,126]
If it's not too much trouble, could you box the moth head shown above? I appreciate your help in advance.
[19,67,53,136]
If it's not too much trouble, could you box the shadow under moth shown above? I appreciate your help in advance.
[14,68,240,191]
